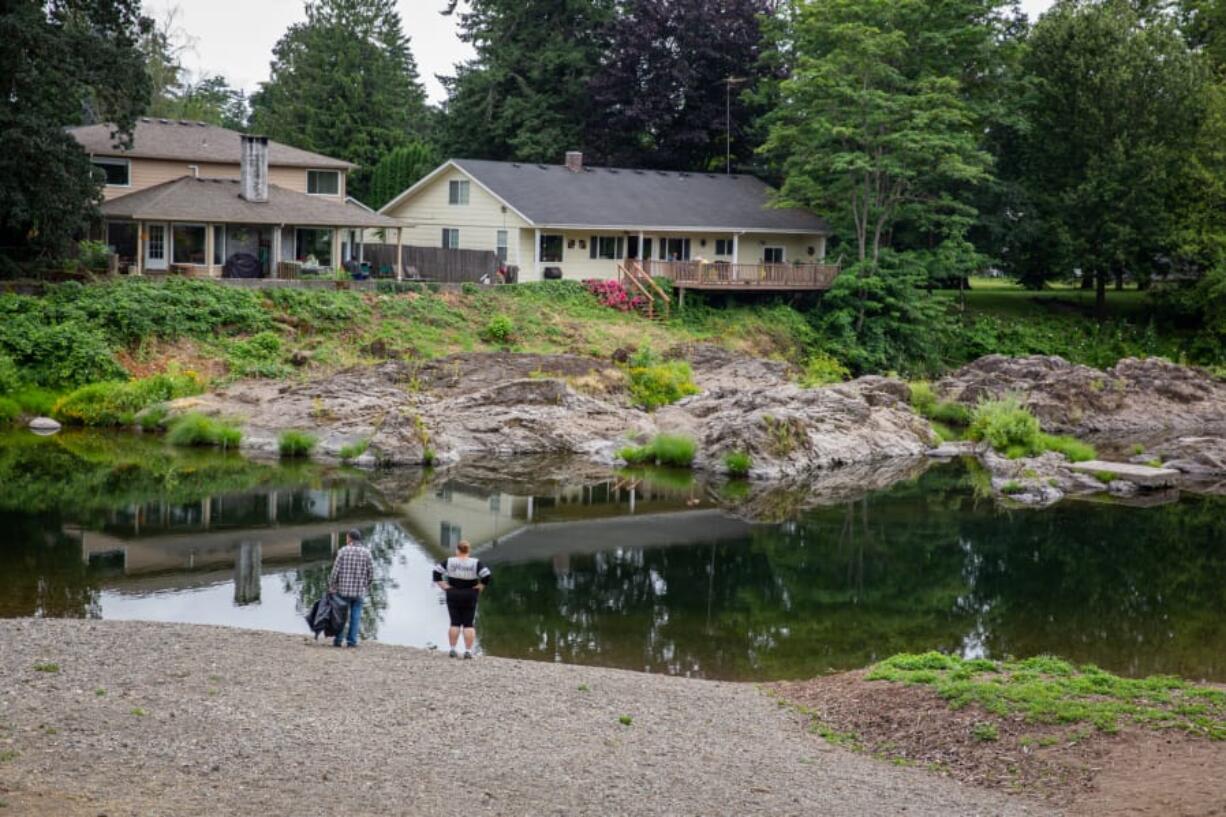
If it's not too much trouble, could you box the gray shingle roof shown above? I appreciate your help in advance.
[70,119,354,170]
[100,176,400,228]
[451,158,828,233]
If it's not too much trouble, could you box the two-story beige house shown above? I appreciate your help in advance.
[70,118,399,276]
[379,152,833,287]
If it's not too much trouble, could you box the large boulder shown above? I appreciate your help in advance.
[1152,436,1226,476]
[936,355,1226,434]
[657,375,935,479]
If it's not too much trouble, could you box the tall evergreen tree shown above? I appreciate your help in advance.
[0,0,151,261]
[368,141,439,209]
[585,0,776,171]
[250,0,430,199]
[438,0,614,162]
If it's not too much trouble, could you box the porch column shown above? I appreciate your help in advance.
[732,233,740,281]
[204,222,215,277]
[358,231,364,263]
[272,226,282,278]
[135,220,144,276]
[638,230,644,271]
[333,227,342,270]
[533,228,541,280]
[396,226,404,280]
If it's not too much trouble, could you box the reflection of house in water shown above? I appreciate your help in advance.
[77,483,386,592]
[402,475,736,563]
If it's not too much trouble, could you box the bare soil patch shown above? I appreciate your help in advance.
[770,670,1226,816]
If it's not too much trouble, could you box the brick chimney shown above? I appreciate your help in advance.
[565,151,583,173]
[240,134,269,202]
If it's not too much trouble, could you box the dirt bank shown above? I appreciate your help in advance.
[771,671,1226,817]
[0,619,1046,817]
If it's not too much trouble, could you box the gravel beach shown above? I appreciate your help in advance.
[0,619,1052,817]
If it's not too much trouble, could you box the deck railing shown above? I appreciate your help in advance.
[644,259,840,289]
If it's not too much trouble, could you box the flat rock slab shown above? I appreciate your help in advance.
[0,619,1051,817]
[1069,460,1181,487]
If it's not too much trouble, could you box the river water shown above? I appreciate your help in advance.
[2,431,1223,682]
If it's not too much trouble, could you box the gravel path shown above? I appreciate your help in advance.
[0,620,1054,817]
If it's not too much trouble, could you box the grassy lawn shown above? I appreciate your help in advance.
[954,276,1153,321]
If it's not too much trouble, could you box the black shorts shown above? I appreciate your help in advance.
[445,588,479,628]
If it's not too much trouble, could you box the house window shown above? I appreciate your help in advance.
[442,228,460,249]
[496,230,508,262]
[764,246,785,263]
[715,238,734,256]
[448,179,470,205]
[171,224,207,265]
[540,234,563,262]
[91,157,130,187]
[212,225,225,265]
[307,170,340,196]
[661,238,690,261]
[589,235,623,260]
[296,228,333,266]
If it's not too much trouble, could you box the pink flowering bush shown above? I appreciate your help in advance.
[583,279,648,312]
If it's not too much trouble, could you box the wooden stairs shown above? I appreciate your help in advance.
[618,260,672,320]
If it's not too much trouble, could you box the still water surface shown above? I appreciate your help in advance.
[3,432,1224,681]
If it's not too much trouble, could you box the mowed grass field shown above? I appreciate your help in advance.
[956,276,1153,321]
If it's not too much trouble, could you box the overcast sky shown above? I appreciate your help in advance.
[161,0,1057,104]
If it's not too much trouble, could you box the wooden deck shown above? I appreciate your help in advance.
[643,259,840,291]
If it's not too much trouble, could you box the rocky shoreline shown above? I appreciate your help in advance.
[155,348,1226,507]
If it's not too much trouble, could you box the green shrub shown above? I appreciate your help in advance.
[138,404,170,431]
[1095,470,1117,484]
[16,321,126,389]
[0,397,20,425]
[627,361,699,410]
[227,331,288,378]
[461,282,479,295]
[53,373,203,427]
[1001,480,1025,495]
[483,314,514,344]
[167,413,243,449]
[1039,434,1097,463]
[929,401,972,426]
[278,430,317,458]
[10,386,58,416]
[618,434,697,467]
[909,381,938,416]
[338,439,370,461]
[0,353,20,395]
[77,239,111,270]
[799,353,850,387]
[724,451,752,476]
[971,722,999,742]
[966,397,1041,455]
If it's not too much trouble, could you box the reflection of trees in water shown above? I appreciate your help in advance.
[282,522,406,640]
[481,466,1226,682]
[0,512,100,619]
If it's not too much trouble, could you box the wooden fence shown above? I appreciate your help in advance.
[362,244,504,283]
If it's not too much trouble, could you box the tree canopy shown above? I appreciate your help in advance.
[0,0,151,261]
[250,0,430,200]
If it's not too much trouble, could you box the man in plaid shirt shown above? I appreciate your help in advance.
[328,529,374,647]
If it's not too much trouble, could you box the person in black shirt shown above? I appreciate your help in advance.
[432,540,492,659]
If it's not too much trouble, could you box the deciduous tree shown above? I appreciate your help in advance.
[0,0,151,261]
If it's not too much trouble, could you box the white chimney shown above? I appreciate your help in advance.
[240,134,269,202]
[565,151,583,172]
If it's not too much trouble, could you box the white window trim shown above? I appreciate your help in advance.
[442,228,460,249]
[306,169,341,197]
[92,156,131,188]
[764,246,786,263]
[540,233,564,263]
[448,179,470,206]
[212,224,227,266]
[495,229,508,261]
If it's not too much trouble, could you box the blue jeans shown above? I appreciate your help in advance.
[333,595,363,647]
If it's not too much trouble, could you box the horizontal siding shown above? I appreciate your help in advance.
[100,159,346,200]
[735,233,826,265]
[384,169,530,236]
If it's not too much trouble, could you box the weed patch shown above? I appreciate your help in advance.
[724,450,752,476]
[32,662,59,673]
[618,434,696,467]
[279,430,317,459]
[166,413,242,449]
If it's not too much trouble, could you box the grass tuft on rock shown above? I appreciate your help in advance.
[867,652,1225,739]
[618,434,697,468]
[338,439,370,461]
[966,398,1096,462]
[724,450,752,477]
[278,430,318,459]
[166,413,242,449]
